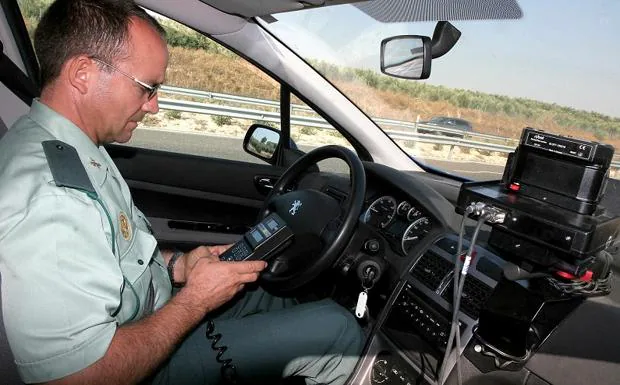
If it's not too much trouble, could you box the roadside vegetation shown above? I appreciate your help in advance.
[18,0,620,149]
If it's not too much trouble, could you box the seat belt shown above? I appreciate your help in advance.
[0,39,38,105]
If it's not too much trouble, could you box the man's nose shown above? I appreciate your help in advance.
[142,93,160,114]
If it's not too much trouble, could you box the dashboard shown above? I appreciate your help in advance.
[334,164,620,385]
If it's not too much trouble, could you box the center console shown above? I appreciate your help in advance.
[351,233,501,385]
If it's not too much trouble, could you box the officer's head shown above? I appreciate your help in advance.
[35,0,168,144]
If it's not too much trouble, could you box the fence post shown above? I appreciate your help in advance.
[447,144,455,160]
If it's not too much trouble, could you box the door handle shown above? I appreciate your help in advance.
[254,175,279,195]
[258,177,274,189]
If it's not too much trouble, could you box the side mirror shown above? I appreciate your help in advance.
[243,124,282,162]
[380,35,431,80]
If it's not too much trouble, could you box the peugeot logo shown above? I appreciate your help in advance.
[289,200,302,216]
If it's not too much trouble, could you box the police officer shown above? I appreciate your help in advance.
[0,0,363,384]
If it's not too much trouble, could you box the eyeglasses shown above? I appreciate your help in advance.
[91,57,161,100]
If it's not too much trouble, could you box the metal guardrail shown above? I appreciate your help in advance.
[159,97,513,154]
[159,86,620,169]
[159,98,334,129]
[161,85,513,144]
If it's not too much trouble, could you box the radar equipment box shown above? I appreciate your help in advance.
[501,127,614,215]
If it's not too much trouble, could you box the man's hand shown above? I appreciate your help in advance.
[183,244,232,278]
[163,244,267,313]
[181,258,267,313]
[164,244,233,285]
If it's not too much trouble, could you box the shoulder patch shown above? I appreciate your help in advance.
[42,140,97,196]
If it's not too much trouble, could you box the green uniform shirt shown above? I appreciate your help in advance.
[0,100,172,383]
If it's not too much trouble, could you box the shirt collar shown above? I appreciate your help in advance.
[28,99,109,187]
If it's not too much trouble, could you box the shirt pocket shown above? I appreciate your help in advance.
[149,252,172,310]
[115,227,157,324]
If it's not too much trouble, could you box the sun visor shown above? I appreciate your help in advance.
[354,0,522,22]
[200,0,367,18]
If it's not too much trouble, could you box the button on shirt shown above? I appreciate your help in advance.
[0,100,172,383]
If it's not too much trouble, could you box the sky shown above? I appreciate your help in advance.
[269,0,620,118]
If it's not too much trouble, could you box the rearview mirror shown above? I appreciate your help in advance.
[243,124,281,162]
[380,35,431,80]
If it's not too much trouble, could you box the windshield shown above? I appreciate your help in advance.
[263,0,620,181]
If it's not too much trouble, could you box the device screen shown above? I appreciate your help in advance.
[246,214,285,249]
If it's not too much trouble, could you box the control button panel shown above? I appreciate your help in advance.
[387,283,466,351]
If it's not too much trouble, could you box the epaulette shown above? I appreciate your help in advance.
[42,140,98,198]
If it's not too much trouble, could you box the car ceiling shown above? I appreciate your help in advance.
[198,0,364,18]
[199,0,523,21]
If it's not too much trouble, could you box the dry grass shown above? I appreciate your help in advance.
[167,47,280,100]
[165,47,620,149]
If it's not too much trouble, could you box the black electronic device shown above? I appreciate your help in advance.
[502,128,614,215]
[219,213,294,262]
[473,278,582,367]
[451,128,619,378]
[457,181,620,264]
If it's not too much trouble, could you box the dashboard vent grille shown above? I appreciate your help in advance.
[442,275,493,319]
[410,251,453,290]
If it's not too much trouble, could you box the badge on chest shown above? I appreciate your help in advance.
[119,211,132,242]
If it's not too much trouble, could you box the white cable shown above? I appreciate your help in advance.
[437,203,474,384]
[454,214,488,385]
[437,203,492,385]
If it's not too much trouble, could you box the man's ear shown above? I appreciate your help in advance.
[65,55,96,95]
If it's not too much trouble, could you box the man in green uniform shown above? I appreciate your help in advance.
[0,0,363,384]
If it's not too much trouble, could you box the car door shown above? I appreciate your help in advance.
[106,143,287,250]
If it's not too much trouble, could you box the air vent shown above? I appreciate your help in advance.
[410,251,453,290]
[442,275,493,319]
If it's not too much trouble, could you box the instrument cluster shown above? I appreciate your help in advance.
[362,195,433,255]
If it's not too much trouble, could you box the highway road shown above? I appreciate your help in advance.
[126,128,505,180]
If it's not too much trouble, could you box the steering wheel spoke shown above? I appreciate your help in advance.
[320,217,343,245]
[259,145,366,293]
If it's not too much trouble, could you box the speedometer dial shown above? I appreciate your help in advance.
[363,196,397,229]
[401,217,432,254]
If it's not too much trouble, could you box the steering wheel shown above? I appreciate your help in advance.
[259,145,366,292]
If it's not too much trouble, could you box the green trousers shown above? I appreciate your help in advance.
[152,287,364,385]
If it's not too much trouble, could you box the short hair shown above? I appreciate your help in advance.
[34,0,166,87]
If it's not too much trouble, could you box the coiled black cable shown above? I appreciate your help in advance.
[206,319,238,384]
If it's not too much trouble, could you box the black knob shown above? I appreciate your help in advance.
[340,261,352,275]
[364,239,380,254]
